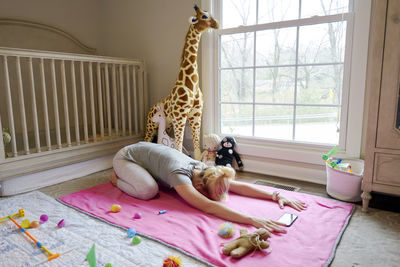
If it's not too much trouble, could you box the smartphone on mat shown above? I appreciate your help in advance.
[277,213,298,227]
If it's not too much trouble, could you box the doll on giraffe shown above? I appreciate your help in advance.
[144,4,219,160]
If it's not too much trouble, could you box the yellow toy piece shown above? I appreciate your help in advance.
[110,204,122,213]
[0,209,25,221]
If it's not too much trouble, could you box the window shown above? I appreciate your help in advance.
[217,0,352,145]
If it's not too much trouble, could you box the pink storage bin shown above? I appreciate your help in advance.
[325,159,364,202]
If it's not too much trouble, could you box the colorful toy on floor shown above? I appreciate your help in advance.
[218,222,235,238]
[111,204,122,213]
[40,214,48,224]
[57,219,66,228]
[0,209,25,221]
[133,212,142,219]
[21,219,31,228]
[158,210,167,215]
[127,227,136,238]
[30,221,40,228]
[132,236,142,245]
[86,243,96,267]
[163,255,182,267]
[5,210,60,261]
[222,228,270,259]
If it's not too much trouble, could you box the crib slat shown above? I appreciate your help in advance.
[80,61,89,143]
[88,62,97,142]
[119,64,126,136]
[104,64,112,139]
[61,60,71,147]
[144,70,148,125]
[126,65,132,135]
[70,61,80,145]
[132,66,138,135]
[51,59,62,149]
[138,67,144,131]
[39,58,51,150]
[28,58,41,152]
[2,56,17,156]
[112,64,119,136]
[0,119,4,161]
[16,56,30,154]
[97,63,104,141]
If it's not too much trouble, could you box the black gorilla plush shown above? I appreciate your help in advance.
[215,136,243,170]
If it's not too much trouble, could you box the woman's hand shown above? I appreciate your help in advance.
[249,217,287,234]
[276,195,307,211]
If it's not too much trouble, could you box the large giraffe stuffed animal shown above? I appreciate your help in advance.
[144,5,219,160]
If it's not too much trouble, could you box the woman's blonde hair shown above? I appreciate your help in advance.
[198,166,235,201]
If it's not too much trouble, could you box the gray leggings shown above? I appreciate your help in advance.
[113,147,159,200]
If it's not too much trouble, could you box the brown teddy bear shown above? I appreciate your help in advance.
[222,228,270,258]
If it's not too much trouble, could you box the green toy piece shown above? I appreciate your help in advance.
[322,146,338,161]
[86,244,96,267]
[132,236,142,245]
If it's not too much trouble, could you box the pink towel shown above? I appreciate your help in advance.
[58,182,353,267]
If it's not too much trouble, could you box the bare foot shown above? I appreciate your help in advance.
[109,171,118,186]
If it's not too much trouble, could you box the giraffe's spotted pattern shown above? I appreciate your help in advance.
[144,6,219,160]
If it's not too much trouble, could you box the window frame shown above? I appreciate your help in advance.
[201,0,370,166]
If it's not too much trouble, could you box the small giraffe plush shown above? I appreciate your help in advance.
[152,104,176,149]
[144,5,219,160]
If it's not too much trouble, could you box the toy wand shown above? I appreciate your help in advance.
[8,215,60,261]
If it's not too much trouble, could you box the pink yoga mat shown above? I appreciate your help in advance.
[58,182,353,267]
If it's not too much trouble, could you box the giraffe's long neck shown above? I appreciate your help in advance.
[178,26,202,89]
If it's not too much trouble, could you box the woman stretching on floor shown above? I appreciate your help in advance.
[110,142,306,233]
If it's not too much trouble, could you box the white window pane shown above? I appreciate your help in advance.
[298,22,347,64]
[297,65,343,105]
[222,0,257,29]
[221,69,253,102]
[256,67,295,103]
[301,0,349,18]
[256,28,297,66]
[221,33,254,68]
[295,106,340,144]
[254,105,293,140]
[221,104,253,136]
[258,0,299,24]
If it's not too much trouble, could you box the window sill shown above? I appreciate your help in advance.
[234,136,357,166]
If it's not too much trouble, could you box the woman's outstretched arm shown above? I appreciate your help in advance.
[229,180,307,211]
[174,184,286,233]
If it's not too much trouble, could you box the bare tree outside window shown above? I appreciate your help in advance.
[219,0,349,144]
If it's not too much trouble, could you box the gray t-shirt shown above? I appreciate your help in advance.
[124,142,205,188]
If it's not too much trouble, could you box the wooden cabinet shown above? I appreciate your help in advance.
[362,0,400,211]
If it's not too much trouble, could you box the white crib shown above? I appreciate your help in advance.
[0,47,148,185]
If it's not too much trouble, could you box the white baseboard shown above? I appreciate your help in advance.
[241,155,327,185]
[0,155,113,196]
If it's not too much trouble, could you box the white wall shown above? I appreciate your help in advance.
[98,0,201,106]
[0,0,101,50]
